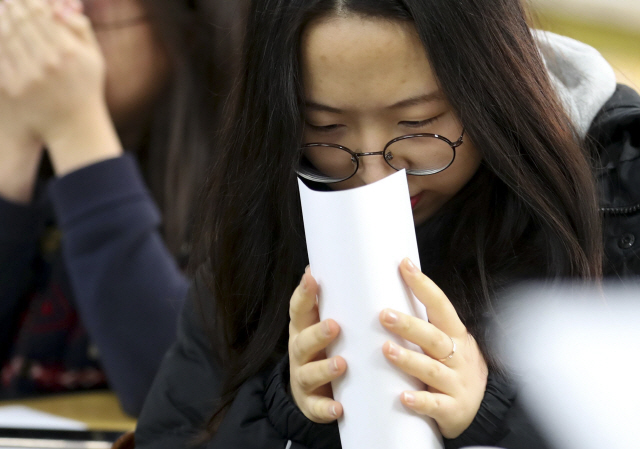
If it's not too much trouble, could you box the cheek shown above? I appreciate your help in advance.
[411,143,482,221]
[99,26,170,125]
[435,144,482,194]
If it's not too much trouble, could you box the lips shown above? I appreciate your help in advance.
[410,192,423,209]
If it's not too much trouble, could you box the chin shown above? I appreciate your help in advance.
[412,199,446,226]
[412,209,430,227]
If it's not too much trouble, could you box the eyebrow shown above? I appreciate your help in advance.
[305,90,445,114]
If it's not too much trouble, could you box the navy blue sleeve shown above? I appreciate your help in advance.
[48,154,189,416]
[136,276,300,449]
[136,276,221,449]
[0,198,42,359]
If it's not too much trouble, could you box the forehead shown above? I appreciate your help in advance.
[300,15,438,109]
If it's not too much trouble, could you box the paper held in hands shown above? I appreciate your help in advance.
[298,170,443,449]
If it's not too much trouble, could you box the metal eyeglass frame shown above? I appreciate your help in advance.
[297,128,466,184]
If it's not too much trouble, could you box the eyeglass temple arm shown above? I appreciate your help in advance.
[452,128,466,147]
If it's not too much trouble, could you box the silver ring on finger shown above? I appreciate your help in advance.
[438,335,456,363]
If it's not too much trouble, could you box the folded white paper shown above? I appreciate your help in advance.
[298,170,442,449]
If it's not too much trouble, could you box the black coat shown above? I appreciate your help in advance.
[135,85,640,449]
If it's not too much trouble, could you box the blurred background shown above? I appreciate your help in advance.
[529,0,640,89]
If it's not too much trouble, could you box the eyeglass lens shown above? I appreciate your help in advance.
[299,135,455,182]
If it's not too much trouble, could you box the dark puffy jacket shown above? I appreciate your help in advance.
[594,86,640,278]
[135,85,640,449]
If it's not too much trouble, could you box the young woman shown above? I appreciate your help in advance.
[135,0,640,447]
[0,0,244,415]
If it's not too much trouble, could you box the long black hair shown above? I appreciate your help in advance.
[118,0,246,258]
[192,0,603,429]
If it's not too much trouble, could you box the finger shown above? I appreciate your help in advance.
[380,309,456,362]
[400,258,466,336]
[289,267,320,332]
[290,319,339,365]
[52,0,95,44]
[295,356,346,393]
[14,0,55,64]
[401,390,456,424]
[303,395,343,424]
[22,0,60,49]
[383,341,455,394]
[62,0,83,13]
[3,1,39,94]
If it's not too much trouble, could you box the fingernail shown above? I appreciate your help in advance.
[300,273,308,290]
[386,342,400,360]
[330,358,339,374]
[403,392,415,406]
[405,258,419,273]
[322,320,332,338]
[383,309,398,325]
[329,404,337,417]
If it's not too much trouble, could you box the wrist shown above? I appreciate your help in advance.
[46,102,123,177]
[0,140,44,204]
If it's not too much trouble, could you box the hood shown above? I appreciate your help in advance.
[533,30,618,138]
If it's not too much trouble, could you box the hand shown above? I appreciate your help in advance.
[0,0,121,176]
[0,0,101,139]
[289,267,348,423]
[379,258,488,439]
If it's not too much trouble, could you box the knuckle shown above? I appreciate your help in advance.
[399,317,412,333]
[425,361,442,379]
[414,393,427,411]
[432,395,442,412]
[289,300,304,318]
[289,293,310,317]
[303,397,318,419]
[418,393,439,414]
[290,336,305,362]
[312,401,327,420]
[43,55,61,71]
[433,332,448,353]
[297,372,314,392]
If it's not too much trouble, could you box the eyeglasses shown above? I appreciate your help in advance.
[295,129,465,184]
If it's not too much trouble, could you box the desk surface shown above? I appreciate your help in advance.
[0,392,136,431]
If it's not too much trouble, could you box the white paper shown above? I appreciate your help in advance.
[0,406,87,430]
[299,170,442,449]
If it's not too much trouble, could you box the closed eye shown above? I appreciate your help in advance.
[305,122,344,132]
[399,115,442,129]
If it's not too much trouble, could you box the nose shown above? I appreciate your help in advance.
[355,151,396,185]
